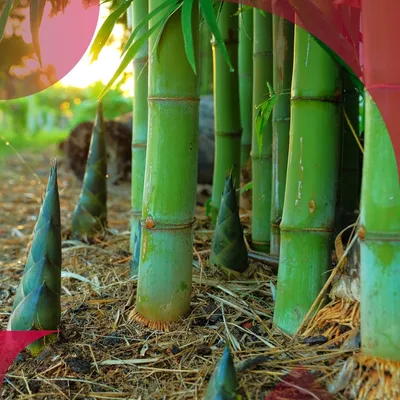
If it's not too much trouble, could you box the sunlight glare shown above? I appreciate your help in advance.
[59,6,133,95]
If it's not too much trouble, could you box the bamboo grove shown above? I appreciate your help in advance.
[4,0,399,397]
[94,0,399,370]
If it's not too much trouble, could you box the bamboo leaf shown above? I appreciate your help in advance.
[0,0,13,42]
[311,34,364,93]
[255,107,264,155]
[257,8,266,17]
[89,0,133,62]
[205,197,212,217]
[181,0,196,74]
[239,181,252,194]
[130,220,141,276]
[233,4,253,16]
[121,0,178,56]
[98,15,168,100]
[255,83,279,153]
[266,82,275,97]
[30,0,47,67]
[200,0,233,71]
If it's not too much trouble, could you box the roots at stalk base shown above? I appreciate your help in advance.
[328,355,400,400]
[128,309,170,332]
[302,298,360,346]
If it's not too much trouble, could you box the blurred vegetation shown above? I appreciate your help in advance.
[0,75,132,156]
[0,130,67,157]
[0,0,132,158]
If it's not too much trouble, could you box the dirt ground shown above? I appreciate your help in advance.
[0,147,360,399]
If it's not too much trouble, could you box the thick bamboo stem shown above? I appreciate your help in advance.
[239,6,253,202]
[270,15,294,256]
[129,0,149,276]
[251,10,273,252]
[132,2,199,326]
[210,2,241,225]
[199,21,213,95]
[273,26,342,335]
[359,91,400,361]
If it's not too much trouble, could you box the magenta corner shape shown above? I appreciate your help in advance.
[0,330,58,394]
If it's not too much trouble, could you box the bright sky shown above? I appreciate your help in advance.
[59,5,133,95]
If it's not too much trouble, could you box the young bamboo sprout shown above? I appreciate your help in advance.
[71,102,107,240]
[8,162,62,356]
[210,174,248,276]
[203,346,238,400]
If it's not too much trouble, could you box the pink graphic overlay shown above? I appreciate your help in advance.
[0,0,100,100]
[0,330,58,393]
[265,366,333,399]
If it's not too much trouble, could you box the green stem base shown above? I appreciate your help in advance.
[360,239,400,360]
[135,226,193,323]
[273,230,332,335]
[251,157,272,253]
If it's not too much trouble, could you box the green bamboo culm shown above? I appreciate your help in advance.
[337,72,361,239]
[203,346,238,400]
[8,162,61,356]
[210,173,248,276]
[238,6,253,193]
[360,91,400,361]
[270,15,294,256]
[130,220,141,276]
[273,26,342,335]
[130,0,200,330]
[199,20,213,95]
[251,10,273,252]
[210,1,241,225]
[71,102,107,240]
[129,0,148,273]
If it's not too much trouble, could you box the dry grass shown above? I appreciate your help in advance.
[0,147,394,400]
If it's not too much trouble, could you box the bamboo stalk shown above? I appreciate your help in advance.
[210,1,241,225]
[238,5,253,209]
[199,21,213,95]
[129,0,149,275]
[273,26,342,335]
[130,0,200,326]
[270,15,293,256]
[359,91,400,361]
[251,10,273,252]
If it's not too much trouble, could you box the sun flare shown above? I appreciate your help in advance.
[58,6,133,96]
